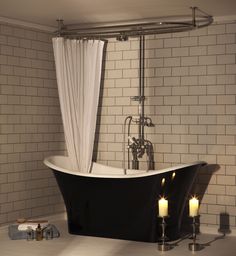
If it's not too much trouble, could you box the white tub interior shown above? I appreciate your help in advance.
[44,155,206,179]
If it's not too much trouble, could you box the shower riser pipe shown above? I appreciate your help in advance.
[139,36,145,145]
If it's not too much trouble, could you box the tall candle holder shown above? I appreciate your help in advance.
[188,215,201,251]
[188,196,201,251]
[158,216,171,251]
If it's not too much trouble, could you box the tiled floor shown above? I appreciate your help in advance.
[0,219,236,256]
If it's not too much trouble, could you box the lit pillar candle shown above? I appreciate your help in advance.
[158,197,168,217]
[189,197,199,217]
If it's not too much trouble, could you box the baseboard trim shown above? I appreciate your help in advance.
[1,214,236,238]
[200,225,236,236]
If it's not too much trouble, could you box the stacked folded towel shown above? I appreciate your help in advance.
[16,218,49,231]
[8,220,60,240]
[18,222,49,231]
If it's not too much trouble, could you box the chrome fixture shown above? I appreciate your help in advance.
[116,34,129,41]
[188,216,201,251]
[55,7,213,40]
[158,216,172,251]
[123,116,155,171]
[55,7,213,171]
[123,36,155,170]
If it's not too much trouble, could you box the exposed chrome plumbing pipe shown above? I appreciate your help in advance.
[139,35,145,145]
[123,116,132,171]
[123,35,155,171]
[55,7,213,171]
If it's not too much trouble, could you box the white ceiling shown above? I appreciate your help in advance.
[0,0,236,30]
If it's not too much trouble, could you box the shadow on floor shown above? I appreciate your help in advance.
[199,212,231,250]
[183,211,230,252]
[201,233,226,247]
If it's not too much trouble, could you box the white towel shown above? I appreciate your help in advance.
[18,222,48,231]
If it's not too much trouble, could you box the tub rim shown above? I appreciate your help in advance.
[44,155,206,179]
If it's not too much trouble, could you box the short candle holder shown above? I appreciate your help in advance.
[158,216,171,251]
[188,215,201,252]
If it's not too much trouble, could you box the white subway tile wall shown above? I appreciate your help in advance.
[1,20,236,230]
[95,21,236,228]
[0,23,65,225]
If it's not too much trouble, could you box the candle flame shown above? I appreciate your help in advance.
[159,196,167,200]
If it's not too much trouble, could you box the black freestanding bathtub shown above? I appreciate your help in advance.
[44,156,206,242]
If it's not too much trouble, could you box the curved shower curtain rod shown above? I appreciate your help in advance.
[55,7,213,40]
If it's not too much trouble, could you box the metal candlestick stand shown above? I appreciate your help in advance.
[188,216,201,251]
[158,216,171,251]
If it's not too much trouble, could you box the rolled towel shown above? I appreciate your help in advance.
[18,222,48,231]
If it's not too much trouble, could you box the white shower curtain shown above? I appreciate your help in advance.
[52,37,104,173]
